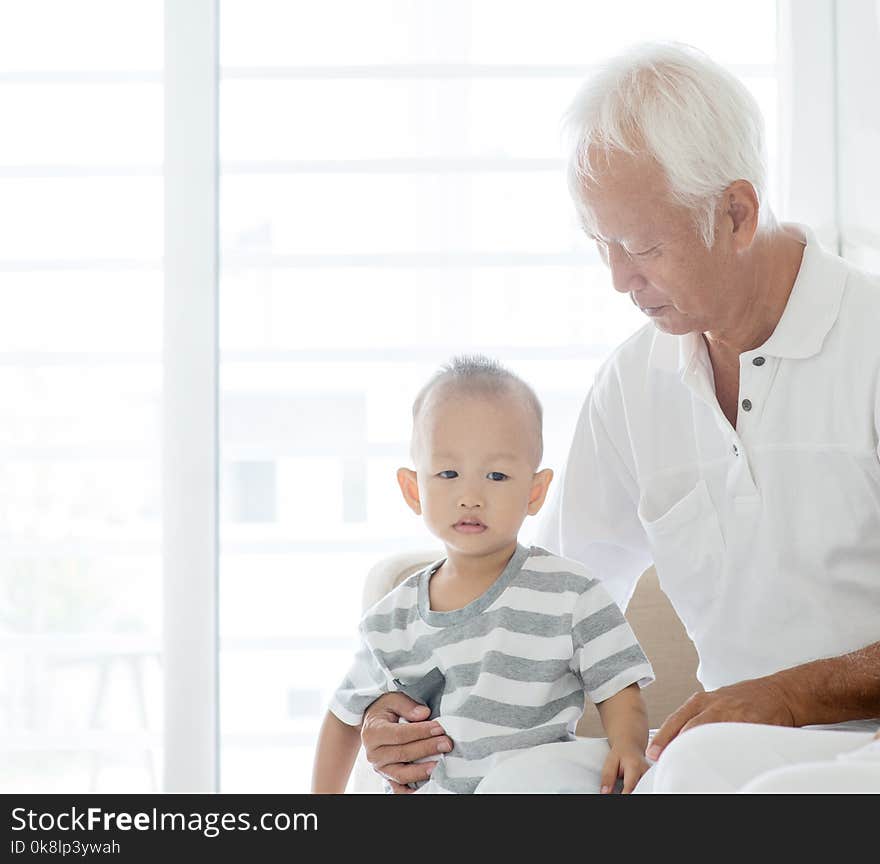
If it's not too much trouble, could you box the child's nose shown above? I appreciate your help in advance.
[458,490,482,508]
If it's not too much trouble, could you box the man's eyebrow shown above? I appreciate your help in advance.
[589,231,656,246]
[589,232,628,247]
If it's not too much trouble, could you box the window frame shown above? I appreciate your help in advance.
[163,0,220,793]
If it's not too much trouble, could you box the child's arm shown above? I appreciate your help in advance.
[595,682,650,794]
[311,710,363,794]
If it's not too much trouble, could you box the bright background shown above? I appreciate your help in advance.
[2,0,878,792]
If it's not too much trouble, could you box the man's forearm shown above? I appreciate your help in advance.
[772,640,880,726]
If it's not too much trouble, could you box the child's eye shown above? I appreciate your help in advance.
[437,470,458,479]
[486,472,509,481]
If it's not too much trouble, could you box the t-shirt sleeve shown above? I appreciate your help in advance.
[568,576,654,705]
[534,386,652,612]
[329,630,392,726]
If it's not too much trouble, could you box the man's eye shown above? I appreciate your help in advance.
[437,470,458,479]
[487,472,508,481]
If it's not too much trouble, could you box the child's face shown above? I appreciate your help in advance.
[397,390,552,559]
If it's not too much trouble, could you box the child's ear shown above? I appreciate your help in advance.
[396,467,422,515]
[527,468,554,516]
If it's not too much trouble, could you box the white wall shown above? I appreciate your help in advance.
[836,0,880,268]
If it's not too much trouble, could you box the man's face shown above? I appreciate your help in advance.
[409,390,545,559]
[581,148,737,336]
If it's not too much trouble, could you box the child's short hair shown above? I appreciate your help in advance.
[411,354,544,464]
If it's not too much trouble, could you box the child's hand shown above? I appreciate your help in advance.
[600,746,650,794]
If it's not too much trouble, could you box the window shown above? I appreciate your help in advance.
[216,0,780,791]
[0,1,163,792]
[11,0,852,795]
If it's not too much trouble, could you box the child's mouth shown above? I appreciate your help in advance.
[454,519,487,533]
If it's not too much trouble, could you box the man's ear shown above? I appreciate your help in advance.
[724,180,759,249]
[527,468,554,516]
[396,467,422,515]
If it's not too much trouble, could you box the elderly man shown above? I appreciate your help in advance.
[359,42,880,793]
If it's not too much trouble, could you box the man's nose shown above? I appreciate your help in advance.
[607,245,648,295]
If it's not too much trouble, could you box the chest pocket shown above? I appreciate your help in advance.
[637,477,724,639]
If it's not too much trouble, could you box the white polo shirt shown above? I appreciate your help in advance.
[537,226,880,698]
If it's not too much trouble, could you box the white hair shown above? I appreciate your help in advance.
[564,42,773,247]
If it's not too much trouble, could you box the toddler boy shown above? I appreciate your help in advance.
[312,355,654,793]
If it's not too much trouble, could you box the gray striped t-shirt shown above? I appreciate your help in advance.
[331,544,654,794]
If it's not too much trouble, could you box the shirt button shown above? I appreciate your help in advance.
[753,356,766,366]
[741,398,752,411]
[732,443,739,455]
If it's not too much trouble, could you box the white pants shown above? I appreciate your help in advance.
[469,725,880,794]
[474,738,614,794]
[652,723,880,794]
[414,739,613,794]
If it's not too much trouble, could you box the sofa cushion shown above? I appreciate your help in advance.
[362,554,702,737]
[575,566,702,736]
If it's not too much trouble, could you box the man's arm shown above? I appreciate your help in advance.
[360,692,453,793]
[647,641,880,760]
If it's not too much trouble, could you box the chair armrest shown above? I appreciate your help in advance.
[352,550,441,793]
[361,550,441,610]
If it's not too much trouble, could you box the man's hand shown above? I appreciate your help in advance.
[646,676,796,761]
[361,692,452,793]
[600,746,650,794]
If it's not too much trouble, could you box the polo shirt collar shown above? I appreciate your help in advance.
[648,223,847,374]
[757,224,847,360]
